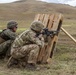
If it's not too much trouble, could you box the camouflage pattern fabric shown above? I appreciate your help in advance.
[11,29,44,64]
[0,29,16,41]
[12,30,44,48]
[11,44,39,64]
[0,29,16,57]
[9,21,44,65]
[0,40,13,57]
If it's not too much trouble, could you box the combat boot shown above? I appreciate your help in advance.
[7,56,18,68]
[25,63,40,70]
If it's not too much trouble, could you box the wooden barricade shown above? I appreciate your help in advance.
[34,14,63,64]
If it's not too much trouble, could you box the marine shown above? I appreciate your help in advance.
[0,20,18,58]
[7,21,45,69]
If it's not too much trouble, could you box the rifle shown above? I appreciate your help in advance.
[36,28,58,42]
[42,28,58,37]
[36,28,58,37]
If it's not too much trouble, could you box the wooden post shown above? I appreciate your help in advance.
[61,27,76,44]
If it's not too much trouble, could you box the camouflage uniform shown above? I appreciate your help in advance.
[8,21,44,67]
[0,21,18,58]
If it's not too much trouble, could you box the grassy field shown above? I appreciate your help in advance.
[0,20,76,75]
[0,43,76,75]
[0,0,76,75]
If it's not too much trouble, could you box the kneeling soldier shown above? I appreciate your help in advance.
[0,20,18,58]
[7,21,44,69]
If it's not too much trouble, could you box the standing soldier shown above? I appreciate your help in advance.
[7,21,44,69]
[0,20,18,59]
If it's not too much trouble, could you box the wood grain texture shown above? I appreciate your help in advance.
[34,14,63,64]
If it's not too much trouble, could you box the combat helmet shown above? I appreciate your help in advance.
[30,21,44,32]
[7,20,18,29]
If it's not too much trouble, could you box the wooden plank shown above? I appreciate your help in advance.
[48,14,55,30]
[39,14,45,22]
[37,14,50,63]
[43,14,50,27]
[34,14,40,21]
[34,14,46,63]
[34,14,44,63]
[51,14,63,31]
[41,14,63,63]
[48,14,63,59]
[41,14,55,63]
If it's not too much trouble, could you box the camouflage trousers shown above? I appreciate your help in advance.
[11,44,40,64]
[0,40,13,58]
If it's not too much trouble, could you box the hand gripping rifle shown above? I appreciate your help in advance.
[36,28,58,42]
[42,28,58,37]
[35,28,59,59]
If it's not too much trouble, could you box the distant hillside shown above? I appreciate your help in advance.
[0,0,76,21]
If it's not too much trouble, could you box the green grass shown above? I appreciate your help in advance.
[0,41,76,75]
[0,7,76,75]
[0,24,76,75]
[0,0,76,74]
[55,44,76,61]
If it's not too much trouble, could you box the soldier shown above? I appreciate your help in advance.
[0,20,18,59]
[7,21,44,69]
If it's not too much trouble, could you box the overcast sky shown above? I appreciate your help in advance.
[0,0,19,3]
[38,0,76,6]
[0,0,76,6]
